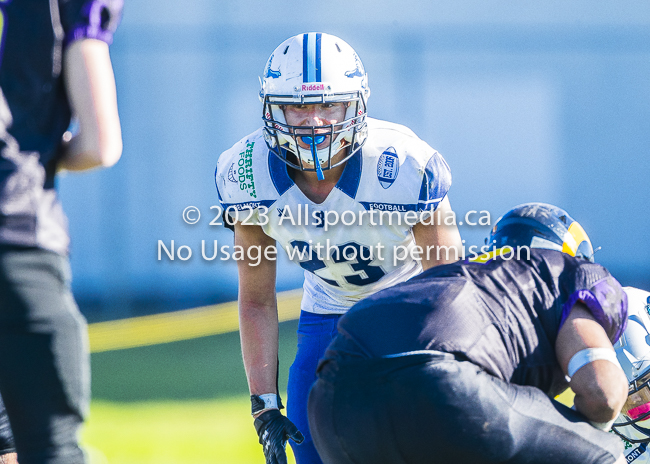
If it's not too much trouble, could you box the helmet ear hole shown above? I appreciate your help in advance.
[576,241,594,261]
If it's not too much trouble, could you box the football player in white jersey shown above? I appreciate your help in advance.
[610,287,650,463]
[215,32,462,464]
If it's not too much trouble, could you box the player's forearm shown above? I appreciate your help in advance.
[57,131,122,171]
[59,39,122,172]
[422,225,462,269]
[556,303,628,424]
[413,226,463,270]
[239,301,281,395]
[571,361,627,423]
[413,196,463,270]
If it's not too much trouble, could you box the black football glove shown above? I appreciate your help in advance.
[253,409,304,464]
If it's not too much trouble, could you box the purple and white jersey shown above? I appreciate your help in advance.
[0,0,123,255]
[215,117,451,314]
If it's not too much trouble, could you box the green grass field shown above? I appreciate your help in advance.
[82,397,295,464]
[83,318,299,464]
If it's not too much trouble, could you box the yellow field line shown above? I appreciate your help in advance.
[88,289,303,353]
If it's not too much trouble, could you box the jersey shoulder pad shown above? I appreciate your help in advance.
[560,257,627,343]
[62,0,123,45]
[624,287,650,318]
[366,117,419,139]
[215,128,279,210]
[357,118,451,212]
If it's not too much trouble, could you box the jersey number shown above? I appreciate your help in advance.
[289,240,386,287]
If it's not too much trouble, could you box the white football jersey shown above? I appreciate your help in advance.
[215,117,452,314]
[611,287,650,463]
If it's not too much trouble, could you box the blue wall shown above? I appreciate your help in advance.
[58,1,650,319]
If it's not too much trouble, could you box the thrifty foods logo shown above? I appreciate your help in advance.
[302,83,325,91]
[238,142,256,198]
[377,147,399,189]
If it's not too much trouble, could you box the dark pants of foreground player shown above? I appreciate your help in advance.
[308,352,623,464]
[0,246,89,464]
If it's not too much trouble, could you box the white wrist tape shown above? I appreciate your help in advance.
[258,393,279,411]
[567,348,621,380]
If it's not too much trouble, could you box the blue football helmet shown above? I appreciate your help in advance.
[488,202,594,261]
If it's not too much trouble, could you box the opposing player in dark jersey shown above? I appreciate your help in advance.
[308,203,629,464]
[0,1,123,463]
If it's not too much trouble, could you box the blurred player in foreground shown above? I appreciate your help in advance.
[608,287,650,463]
[308,203,629,464]
[0,0,123,462]
[215,32,462,463]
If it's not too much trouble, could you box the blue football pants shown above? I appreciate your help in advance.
[287,311,342,464]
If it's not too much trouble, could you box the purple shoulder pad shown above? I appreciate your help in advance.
[559,276,628,343]
[67,0,124,46]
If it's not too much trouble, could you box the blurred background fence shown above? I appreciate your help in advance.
[59,0,650,322]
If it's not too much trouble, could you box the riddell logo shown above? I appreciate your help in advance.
[302,83,325,91]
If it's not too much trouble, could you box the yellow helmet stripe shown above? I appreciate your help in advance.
[561,221,591,257]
